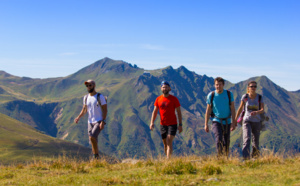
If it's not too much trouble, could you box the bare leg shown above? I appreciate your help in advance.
[89,136,98,155]
[166,135,175,159]
[162,138,167,155]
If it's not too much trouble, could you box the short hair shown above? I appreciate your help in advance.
[248,81,257,86]
[214,77,225,85]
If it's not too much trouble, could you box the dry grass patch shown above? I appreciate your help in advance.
[0,154,299,185]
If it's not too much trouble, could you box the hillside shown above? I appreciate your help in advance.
[0,57,299,159]
[0,113,108,164]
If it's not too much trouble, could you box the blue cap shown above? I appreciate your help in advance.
[161,81,170,87]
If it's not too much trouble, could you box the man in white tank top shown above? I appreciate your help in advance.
[74,79,107,159]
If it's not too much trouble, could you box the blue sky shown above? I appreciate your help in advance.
[0,0,299,91]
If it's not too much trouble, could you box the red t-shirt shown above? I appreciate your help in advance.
[154,94,181,126]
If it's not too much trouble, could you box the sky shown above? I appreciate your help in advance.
[0,0,299,91]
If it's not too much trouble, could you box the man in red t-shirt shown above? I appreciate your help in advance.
[150,81,182,158]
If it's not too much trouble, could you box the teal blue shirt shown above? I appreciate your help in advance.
[206,90,234,124]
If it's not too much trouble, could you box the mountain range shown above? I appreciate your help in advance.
[0,57,299,159]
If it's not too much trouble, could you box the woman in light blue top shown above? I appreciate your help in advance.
[235,81,264,159]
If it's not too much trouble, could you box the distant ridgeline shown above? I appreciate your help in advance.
[0,57,299,159]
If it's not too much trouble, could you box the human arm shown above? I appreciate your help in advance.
[230,101,237,131]
[74,105,87,123]
[204,104,211,133]
[176,106,183,133]
[150,106,159,131]
[250,102,264,116]
[235,101,245,121]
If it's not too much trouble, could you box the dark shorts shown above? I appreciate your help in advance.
[160,124,177,139]
[88,121,101,139]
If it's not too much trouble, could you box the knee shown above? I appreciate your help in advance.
[215,136,222,143]
[89,136,96,142]
[166,139,173,147]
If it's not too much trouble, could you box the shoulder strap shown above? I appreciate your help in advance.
[245,93,249,99]
[210,91,215,108]
[227,90,231,106]
[258,94,262,110]
[210,91,215,117]
[97,93,102,106]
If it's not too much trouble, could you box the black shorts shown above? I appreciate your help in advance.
[160,124,177,139]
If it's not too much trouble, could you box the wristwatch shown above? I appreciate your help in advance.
[179,123,183,126]
[102,119,106,124]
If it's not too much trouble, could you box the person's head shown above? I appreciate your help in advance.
[84,79,96,93]
[247,81,257,94]
[214,77,225,93]
[161,81,171,95]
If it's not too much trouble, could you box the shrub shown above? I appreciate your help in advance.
[159,160,197,175]
[0,173,14,179]
[145,159,154,167]
[201,164,222,175]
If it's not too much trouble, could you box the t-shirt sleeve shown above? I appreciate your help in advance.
[206,92,212,105]
[174,97,180,108]
[241,94,246,102]
[241,94,249,103]
[100,94,107,105]
[154,97,159,107]
[83,95,87,105]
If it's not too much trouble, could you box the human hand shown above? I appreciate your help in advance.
[231,124,236,131]
[250,111,258,116]
[204,124,209,133]
[150,123,154,131]
[99,122,105,130]
[178,126,183,133]
[74,117,80,124]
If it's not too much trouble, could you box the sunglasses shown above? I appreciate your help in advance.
[86,84,93,87]
[249,86,257,88]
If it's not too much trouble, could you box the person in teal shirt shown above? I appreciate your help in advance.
[204,77,237,156]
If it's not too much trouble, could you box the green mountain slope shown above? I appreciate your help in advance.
[0,113,92,164]
[0,58,299,159]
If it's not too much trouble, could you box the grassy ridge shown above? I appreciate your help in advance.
[0,154,299,185]
[0,113,93,164]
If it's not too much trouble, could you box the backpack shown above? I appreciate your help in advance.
[210,90,232,118]
[237,93,263,125]
[84,93,107,108]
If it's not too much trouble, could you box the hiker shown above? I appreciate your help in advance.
[235,81,264,159]
[74,79,107,159]
[150,81,183,159]
[204,77,236,157]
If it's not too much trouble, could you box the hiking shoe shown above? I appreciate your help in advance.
[93,154,99,160]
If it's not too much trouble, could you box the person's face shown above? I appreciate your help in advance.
[214,81,224,92]
[161,85,171,94]
[86,83,95,93]
[248,83,257,93]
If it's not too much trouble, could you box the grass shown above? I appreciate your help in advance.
[0,153,299,185]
